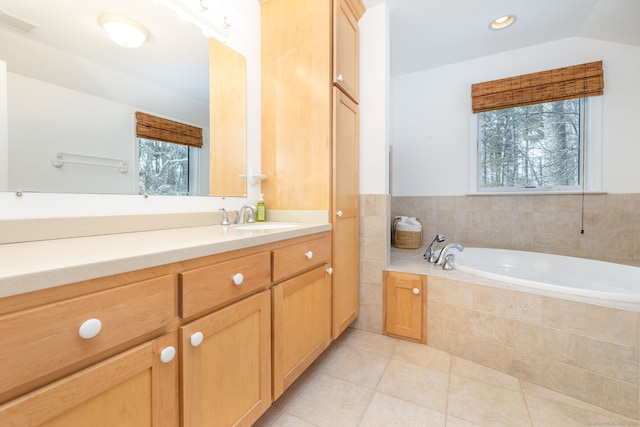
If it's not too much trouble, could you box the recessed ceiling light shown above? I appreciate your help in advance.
[490,15,516,30]
[99,14,149,48]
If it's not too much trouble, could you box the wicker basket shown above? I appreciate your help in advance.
[392,217,423,249]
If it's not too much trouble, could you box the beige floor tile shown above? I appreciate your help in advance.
[525,394,637,426]
[340,328,399,358]
[272,369,319,410]
[376,359,449,413]
[444,415,483,427]
[391,341,451,373]
[284,373,374,427]
[520,380,609,414]
[359,392,447,427]
[256,327,640,426]
[450,356,521,392]
[447,375,531,427]
[252,406,283,427]
[269,412,317,427]
[317,340,390,389]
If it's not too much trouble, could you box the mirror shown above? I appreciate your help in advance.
[0,0,247,197]
[209,37,247,197]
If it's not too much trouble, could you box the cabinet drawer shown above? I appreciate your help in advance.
[179,251,271,318]
[272,234,331,282]
[0,275,176,403]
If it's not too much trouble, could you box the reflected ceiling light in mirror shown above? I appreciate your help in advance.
[98,14,149,48]
[154,0,230,39]
[490,15,517,30]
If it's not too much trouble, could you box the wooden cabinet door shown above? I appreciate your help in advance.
[180,290,271,427]
[272,265,332,399]
[0,332,179,426]
[333,0,361,102]
[383,271,427,343]
[332,89,359,339]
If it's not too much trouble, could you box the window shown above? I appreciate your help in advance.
[138,138,190,195]
[477,99,583,191]
[469,61,604,194]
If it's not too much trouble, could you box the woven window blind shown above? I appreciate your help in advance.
[135,112,203,148]
[471,61,604,113]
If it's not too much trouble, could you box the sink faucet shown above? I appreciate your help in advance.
[236,203,257,224]
[436,242,464,267]
[423,234,445,262]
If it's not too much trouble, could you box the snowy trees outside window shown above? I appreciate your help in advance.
[138,138,190,195]
[478,99,582,190]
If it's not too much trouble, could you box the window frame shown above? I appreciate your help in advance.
[468,96,603,195]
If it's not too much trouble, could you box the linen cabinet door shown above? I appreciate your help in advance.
[0,332,179,426]
[272,265,332,400]
[333,0,364,102]
[332,88,360,339]
[180,290,271,427]
[383,271,427,343]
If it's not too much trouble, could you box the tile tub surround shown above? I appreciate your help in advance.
[387,248,640,420]
[391,193,640,266]
[354,194,390,334]
[428,275,640,419]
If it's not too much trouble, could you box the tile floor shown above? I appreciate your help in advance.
[254,328,639,427]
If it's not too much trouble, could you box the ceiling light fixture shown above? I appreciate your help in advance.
[99,14,149,48]
[490,15,516,30]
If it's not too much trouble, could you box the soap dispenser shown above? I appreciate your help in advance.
[257,194,266,222]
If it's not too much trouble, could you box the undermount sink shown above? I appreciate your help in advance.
[234,223,299,231]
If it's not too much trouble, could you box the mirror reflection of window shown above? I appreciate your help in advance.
[135,111,203,196]
[138,138,192,196]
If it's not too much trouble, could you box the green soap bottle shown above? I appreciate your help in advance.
[256,193,266,222]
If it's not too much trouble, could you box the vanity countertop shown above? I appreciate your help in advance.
[0,222,331,298]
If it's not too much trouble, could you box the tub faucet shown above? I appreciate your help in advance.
[436,242,464,267]
[236,203,257,224]
[424,234,446,262]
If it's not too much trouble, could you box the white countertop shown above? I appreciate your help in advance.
[0,222,331,298]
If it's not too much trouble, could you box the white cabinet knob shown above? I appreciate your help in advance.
[337,74,344,82]
[305,251,313,260]
[326,267,333,275]
[191,332,204,347]
[232,273,244,286]
[412,288,420,295]
[336,210,343,217]
[160,346,176,363]
[78,318,102,339]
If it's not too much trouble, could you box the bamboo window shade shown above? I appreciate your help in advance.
[471,60,604,113]
[135,112,203,148]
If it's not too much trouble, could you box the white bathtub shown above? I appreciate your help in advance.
[453,247,640,309]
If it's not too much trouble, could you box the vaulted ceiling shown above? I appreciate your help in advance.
[1,0,638,96]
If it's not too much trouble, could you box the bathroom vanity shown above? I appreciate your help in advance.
[0,222,332,426]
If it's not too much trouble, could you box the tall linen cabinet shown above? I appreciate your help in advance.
[260,0,364,339]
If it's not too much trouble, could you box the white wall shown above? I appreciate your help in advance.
[0,60,7,191]
[391,37,640,196]
[359,3,389,195]
[0,0,260,219]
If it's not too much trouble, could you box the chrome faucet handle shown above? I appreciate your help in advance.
[424,234,446,262]
[219,208,230,226]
